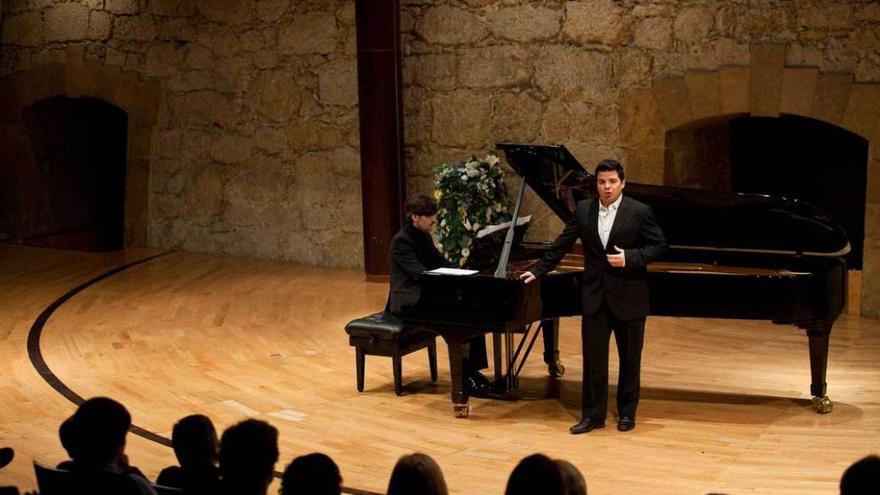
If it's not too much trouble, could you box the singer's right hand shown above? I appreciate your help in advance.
[520,271,536,284]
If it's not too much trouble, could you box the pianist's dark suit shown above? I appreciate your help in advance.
[533,195,666,422]
[388,224,488,372]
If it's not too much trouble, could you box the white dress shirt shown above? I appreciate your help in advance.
[597,194,622,249]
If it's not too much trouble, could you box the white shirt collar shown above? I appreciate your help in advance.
[599,194,623,212]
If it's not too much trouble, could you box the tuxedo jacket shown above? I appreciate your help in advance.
[533,195,667,321]
[388,224,452,315]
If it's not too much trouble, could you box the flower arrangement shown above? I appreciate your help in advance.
[433,153,510,267]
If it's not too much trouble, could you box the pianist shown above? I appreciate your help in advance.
[388,194,493,396]
[521,160,666,434]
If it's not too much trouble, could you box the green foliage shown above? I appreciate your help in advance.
[433,154,510,267]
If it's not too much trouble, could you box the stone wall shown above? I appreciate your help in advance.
[2,0,880,314]
[0,0,362,267]
[400,0,880,240]
[400,0,880,317]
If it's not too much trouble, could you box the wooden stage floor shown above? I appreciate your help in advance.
[0,245,877,494]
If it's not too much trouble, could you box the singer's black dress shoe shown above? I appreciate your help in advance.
[617,417,636,432]
[0,447,13,469]
[569,418,605,435]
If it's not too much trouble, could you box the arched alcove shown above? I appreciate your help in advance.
[0,46,158,249]
[619,43,880,317]
[9,96,129,251]
[665,114,868,269]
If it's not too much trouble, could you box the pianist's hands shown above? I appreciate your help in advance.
[607,245,626,267]
[519,271,537,284]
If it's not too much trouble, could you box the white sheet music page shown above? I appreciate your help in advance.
[475,215,532,238]
[428,267,479,275]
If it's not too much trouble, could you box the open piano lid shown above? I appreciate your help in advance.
[497,143,851,257]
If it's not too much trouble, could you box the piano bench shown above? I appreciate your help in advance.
[345,313,438,396]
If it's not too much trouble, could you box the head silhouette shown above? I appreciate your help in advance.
[59,416,81,460]
[386,453,448,495]
[172,414,218,470]
[555,459,587,495]
[219,419,279,495]
[70,397,131,465]
[505,454,565,495]
[840,455,880,495]
[280,452,342,495]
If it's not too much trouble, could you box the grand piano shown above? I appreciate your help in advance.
[400,144,849,418]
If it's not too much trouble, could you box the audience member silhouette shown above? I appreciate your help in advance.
[386,453,448,495]
[61,397,156,495]
[56,416,79,470]
[0,447,20,495]
[505,453,565,495]
[0,447,13,470]
[219,419,279,495]
[555,459,587,495]
[840,454,880,495]
[280,452,342,495]
[156,414,221,494]
[57,408,149,480]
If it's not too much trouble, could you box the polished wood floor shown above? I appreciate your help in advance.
[0,245,878,494]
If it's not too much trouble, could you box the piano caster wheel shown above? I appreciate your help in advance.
[453,403,470,418]
[812,395,833,414]
[548,361,565,378]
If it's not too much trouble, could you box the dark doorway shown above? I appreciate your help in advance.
[664,114,867,269]
[11,96,128,251]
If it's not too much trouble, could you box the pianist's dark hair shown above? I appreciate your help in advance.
[594,159,625,181]
[405,194,438,221]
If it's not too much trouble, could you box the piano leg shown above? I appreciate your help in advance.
[445,338,470,418]
[542,318,565,377]
[492,332,503,386]
[505,328,516,391]
[805,322,833,414]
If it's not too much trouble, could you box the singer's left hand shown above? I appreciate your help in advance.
[607,245,626,267]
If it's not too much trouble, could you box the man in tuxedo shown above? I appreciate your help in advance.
[521,160,666,434]
[388,194,491,396]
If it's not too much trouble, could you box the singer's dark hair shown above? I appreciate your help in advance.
[595,159,625,181]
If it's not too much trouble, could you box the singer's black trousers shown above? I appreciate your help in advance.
[580,297,646,422]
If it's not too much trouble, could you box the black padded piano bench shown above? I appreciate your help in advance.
[345,313,438,396]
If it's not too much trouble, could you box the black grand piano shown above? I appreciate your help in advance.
[400,144,849,418]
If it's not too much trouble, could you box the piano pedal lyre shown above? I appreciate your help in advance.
[454,403,471,418]
[812,395,833,414]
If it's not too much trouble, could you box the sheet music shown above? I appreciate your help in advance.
[475,215,532,239]
[428,267,479,276]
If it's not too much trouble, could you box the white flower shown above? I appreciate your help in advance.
[486,154,500,166]
[466,167,480,177]
[461,173,468,182]
[461,247,470,257]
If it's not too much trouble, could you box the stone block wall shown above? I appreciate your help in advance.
[3,0,880,316]
[1,0,362,267]
[401,0,880,317]
[400,0,880,242]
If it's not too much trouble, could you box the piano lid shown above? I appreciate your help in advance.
[497,143,851,257]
